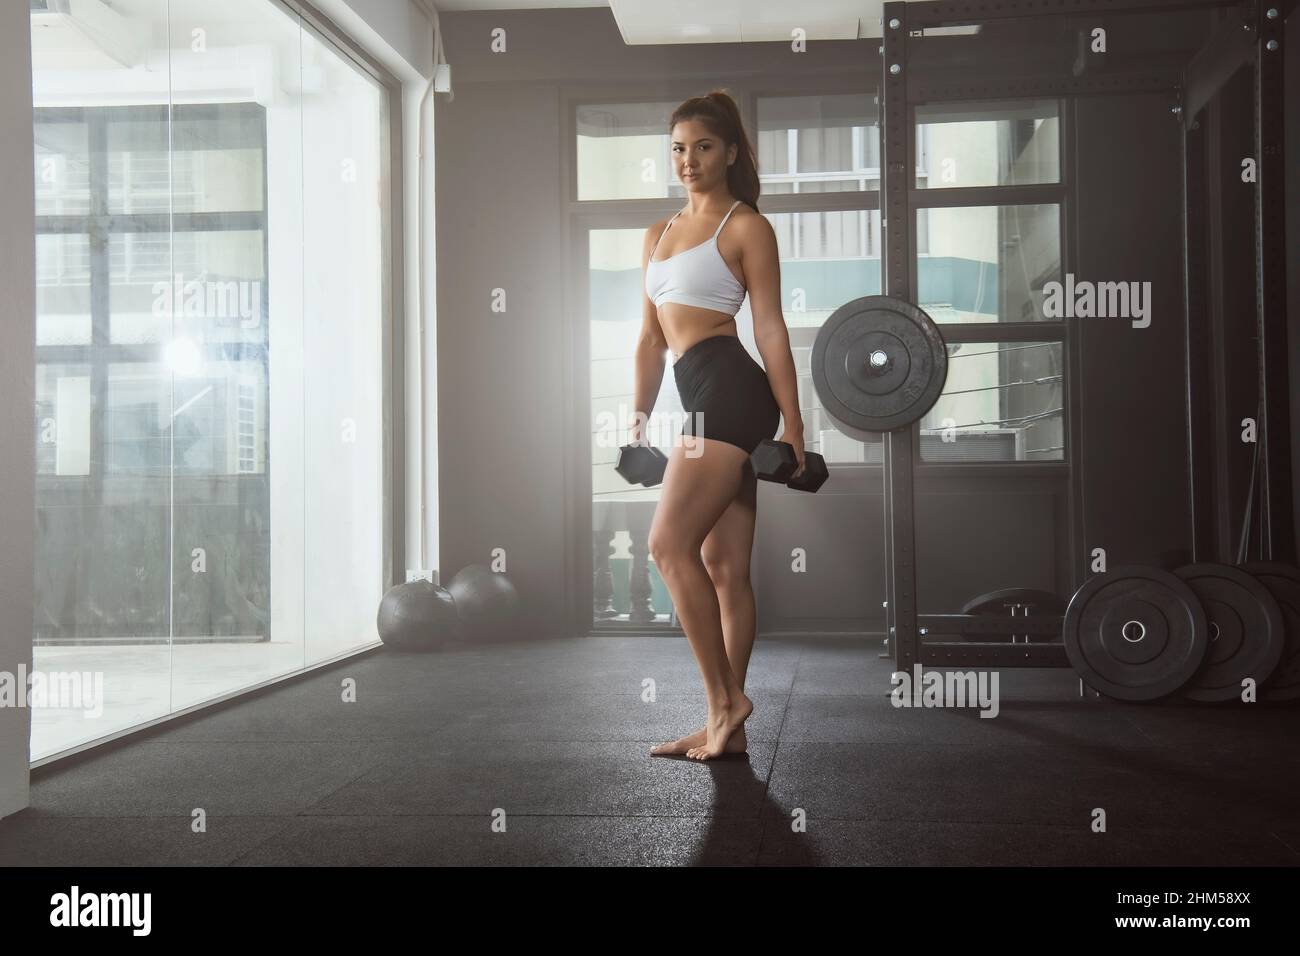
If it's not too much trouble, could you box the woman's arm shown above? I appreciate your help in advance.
[743,213,805,452]
[632,225,670,443]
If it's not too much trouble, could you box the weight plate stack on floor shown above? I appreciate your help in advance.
[1063,565,1209,702]
[1173,563,1284,702]
[1239,562,1300,702]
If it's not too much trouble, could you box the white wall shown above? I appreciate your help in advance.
[0,0,37,818]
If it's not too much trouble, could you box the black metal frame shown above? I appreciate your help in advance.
[1182,99,1215,561]
[879,0,1292,672]
[1250,0,1294,563]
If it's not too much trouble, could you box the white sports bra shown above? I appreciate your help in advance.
[645,200,747,316]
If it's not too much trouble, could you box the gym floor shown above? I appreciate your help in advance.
[2,635,1297,867]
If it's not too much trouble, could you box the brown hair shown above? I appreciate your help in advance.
[668,89,760,212]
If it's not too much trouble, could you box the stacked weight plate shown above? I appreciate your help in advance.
[1062,562,1300,702]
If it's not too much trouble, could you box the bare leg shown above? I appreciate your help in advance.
[646,438,753,761]
[651,464,758,756]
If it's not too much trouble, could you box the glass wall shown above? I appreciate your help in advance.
[30,0,390,759]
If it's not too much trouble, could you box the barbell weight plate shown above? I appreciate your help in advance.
[1062,565,1209,701]
[959,587,1067,642]
[1240,562,1300,701]
[811,295,949,435]
[962,587,1067,616]
[1174,563,1285,702]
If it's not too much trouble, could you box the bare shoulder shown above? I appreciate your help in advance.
[731,203,776,253]
[642,215,672,254]
[646,213,674,236]
[732,203,772,234]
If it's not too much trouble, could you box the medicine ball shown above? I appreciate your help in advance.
[447,565,520,640]
[376,580,463,650]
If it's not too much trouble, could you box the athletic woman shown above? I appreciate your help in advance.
[634,90,806,761]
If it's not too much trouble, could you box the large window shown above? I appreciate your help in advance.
[757,93,884,466]
[915,99,1060,189]
[757,93,880,193]
[30,0,393,761]
[36,104,269,483]
[576,100,684,202]
[914,99,1065,462]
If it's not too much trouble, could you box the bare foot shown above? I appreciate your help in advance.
[650,724,747,757]
[686,693,753,761]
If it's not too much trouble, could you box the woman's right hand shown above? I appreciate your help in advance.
[628,412,647,446]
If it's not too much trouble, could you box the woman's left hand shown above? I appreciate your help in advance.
[779,429,806,478]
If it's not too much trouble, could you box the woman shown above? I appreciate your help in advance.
[635,90,806,761]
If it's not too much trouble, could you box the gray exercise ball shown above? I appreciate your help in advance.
[377,580,463,650]
[447,565,520,640]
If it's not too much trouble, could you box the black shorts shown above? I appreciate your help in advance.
[673,334,781,455]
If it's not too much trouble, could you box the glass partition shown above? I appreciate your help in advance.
[30,0,390,759]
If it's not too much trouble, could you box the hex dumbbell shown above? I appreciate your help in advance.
[750,439,829,493]
[615,444,669,487]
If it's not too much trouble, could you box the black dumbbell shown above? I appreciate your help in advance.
[616,444,669,487]
[788,452,829,492]
[750,439,829,493]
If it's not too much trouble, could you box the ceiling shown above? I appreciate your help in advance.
[429,0,897,41]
